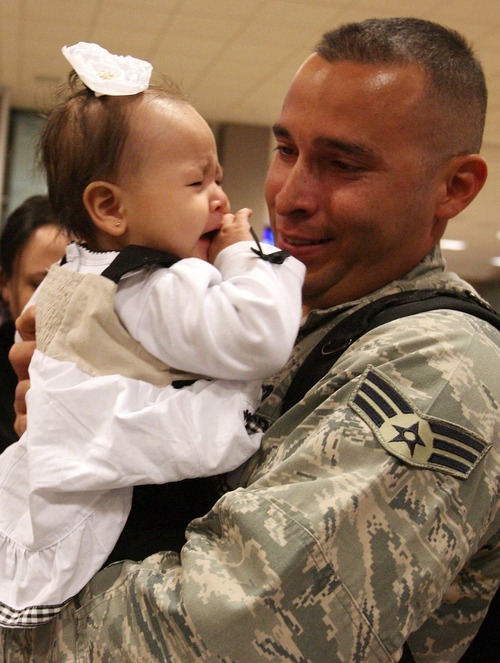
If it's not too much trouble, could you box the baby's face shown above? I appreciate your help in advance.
[116,98,229,260]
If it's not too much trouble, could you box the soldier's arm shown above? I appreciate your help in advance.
[2,311,498,661]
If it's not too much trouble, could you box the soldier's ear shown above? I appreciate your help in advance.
[434,154,487,224]
[83,181,128,238]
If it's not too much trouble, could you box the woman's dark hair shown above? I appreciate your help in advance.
[38,73,185,244]
[0,195,55,278]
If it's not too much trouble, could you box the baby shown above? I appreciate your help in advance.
[0,43,305,627]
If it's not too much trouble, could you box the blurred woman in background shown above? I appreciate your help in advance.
[0,195,68,450]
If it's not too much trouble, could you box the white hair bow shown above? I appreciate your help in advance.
[62,42,152,97]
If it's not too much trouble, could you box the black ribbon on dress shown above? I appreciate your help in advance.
[250,227,290,264]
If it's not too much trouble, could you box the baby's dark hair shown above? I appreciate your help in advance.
[39,72,185,243]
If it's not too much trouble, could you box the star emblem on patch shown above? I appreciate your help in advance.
[389,421,426,455]
[349,366,491,479]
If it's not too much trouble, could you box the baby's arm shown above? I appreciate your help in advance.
[24,357,262,490]
[115,214,306,381]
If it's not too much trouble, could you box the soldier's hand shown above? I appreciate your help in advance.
[9,306,37,436]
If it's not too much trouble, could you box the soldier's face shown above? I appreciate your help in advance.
[265,56,448,309]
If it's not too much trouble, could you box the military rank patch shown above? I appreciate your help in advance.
[349,366,491,479]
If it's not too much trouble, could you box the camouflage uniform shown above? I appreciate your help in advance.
[1,247,498,662]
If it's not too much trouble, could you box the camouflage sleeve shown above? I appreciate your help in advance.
[1,310,498,662]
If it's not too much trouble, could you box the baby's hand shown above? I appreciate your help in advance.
[208,208,253,263]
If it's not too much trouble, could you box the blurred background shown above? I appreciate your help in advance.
[0,0,498,303]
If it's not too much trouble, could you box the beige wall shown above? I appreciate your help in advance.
[217,123,271,238]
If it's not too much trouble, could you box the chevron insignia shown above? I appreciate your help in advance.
[349,367,490,479]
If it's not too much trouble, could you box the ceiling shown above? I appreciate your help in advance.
[0,0,499,283]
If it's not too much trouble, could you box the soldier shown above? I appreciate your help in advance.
[2,17,499,663]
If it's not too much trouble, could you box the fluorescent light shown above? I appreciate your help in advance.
[441,239,467,251]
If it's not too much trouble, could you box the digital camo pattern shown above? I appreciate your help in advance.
[1,248,499,662]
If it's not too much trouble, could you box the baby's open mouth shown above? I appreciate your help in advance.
[200,229,219,241]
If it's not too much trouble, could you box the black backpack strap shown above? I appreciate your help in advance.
[399,642,416,663]
[282,289,500,414]
[101,245,179,283]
